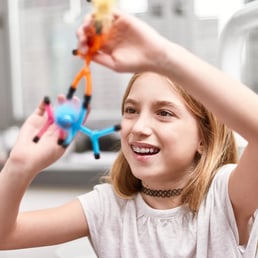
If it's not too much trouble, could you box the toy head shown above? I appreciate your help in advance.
[91,0,114,33]
[54,101,80,130]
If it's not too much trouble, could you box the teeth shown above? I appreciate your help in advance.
[132,146,158,154]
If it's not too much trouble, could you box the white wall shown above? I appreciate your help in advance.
[0,0,13,130]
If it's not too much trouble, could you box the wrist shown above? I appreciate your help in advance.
[3,156,37,184]
[153,40,182,77]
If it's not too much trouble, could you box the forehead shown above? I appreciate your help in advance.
[126,73,184,104]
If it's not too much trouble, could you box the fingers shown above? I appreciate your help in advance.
[76,31,89,55]
[34,99,46,117]
[112,9,121,20]
[91,51,117,71]
[76,28,89,56]
[76,14,95,55]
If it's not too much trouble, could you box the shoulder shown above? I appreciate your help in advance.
[205,163,237,204]
[198,164,237,216]
[78,183,132,217]
[200,163,237,220]
[78,183,120,204]
[211,163,237,188]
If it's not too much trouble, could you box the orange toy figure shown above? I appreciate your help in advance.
[66,0,115,109]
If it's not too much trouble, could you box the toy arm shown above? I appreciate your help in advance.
[33,97,54,143]
[80,124,120,159]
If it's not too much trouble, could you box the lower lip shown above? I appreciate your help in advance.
[132,151,155,162]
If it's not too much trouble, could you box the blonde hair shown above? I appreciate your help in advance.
[105,73,238,212]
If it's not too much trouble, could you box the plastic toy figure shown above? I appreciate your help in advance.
[33,96,120,159]
[33,0,119,159]
[67,0,115,108]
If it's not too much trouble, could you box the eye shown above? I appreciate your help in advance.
[157,110,174,117]
[124,106,136,114]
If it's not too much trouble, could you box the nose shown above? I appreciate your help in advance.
[131,115,152,136]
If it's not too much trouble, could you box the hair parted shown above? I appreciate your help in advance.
[104,73,238,212]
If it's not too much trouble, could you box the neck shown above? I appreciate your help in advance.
[141,185,183,198]
[140,184,184,209]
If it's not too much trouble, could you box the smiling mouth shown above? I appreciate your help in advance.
[131,145,160,155]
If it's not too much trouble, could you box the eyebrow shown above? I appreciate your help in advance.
[154,100,179,108]
[124,98,183,111]
[124,98,135,103]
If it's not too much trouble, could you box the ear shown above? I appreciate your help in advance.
[197,141,204,155]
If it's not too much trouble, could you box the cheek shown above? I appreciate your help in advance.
[180,116,200,141]
[120,131,130,157]
[180,126,201,154]
[120,119,130,144]
[163,121,200,152]
[120,118,131,134]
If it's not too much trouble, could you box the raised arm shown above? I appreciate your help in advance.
[159,42,258,232]
[0,98,88,249]
[77,10,258,231]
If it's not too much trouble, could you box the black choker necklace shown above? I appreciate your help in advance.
[141,185,183,198]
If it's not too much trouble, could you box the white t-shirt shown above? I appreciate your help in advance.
[78,164,258,258]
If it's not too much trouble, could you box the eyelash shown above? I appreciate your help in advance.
[124,107,136,114]
[157,110,174,117]
[124,107,174,118]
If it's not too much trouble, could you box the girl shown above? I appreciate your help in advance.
[0,11,257,257]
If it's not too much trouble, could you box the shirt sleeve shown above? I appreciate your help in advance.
[77,183,124,254]
[77,185,103,251]
[211,164,258,256]
[211,164,239,240]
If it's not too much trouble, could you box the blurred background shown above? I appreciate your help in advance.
[0,0,257,257]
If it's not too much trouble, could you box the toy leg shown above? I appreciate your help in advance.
[57,129,66,146]
[77,104,90,125]
[62,129,77,148]
[67,69,84,99]
[91,135,101,159]
[83,67,92,108]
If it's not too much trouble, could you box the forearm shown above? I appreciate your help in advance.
[0,158,36,243]
[156,41,258,141]
[79,10,258,138]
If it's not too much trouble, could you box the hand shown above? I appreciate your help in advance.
[77,11,168,73]
[8,97,67,175]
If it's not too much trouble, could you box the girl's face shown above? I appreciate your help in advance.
[121,73,201,188]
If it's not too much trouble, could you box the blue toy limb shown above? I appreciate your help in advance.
[91,134,101,159]
[79,126,100,158]
[91,126,118,159]
[79,125,93,137]
[94,125,121,138]
[77,105,88,125]
[63,128,77,147]
[80,124,121,159]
